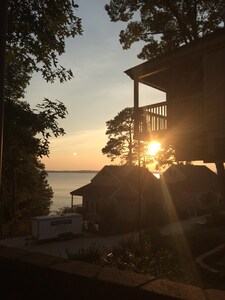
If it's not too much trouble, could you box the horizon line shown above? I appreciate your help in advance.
[46,170,99,173]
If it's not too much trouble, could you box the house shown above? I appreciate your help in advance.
[70,165,160,225]
[125,28,225,163]
[160,164,220,217]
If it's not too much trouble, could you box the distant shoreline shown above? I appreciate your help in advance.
[47,170,99,174]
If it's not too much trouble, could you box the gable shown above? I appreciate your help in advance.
[161,165,186,183]
[91,166,120,186]
[162,164,218,192]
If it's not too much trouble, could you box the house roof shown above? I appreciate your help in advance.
[95,165,148,181]
[70,183,117,197]
[101,165,159,189]
[162,164,219,192]
[125,28,225,92]
[70,165,159,198]
[106,165,134,179]
[161,165,219,211]
[92,165,158,183]
[125,165,158,189]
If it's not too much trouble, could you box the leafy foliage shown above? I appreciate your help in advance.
[105,0,224,60]
[99,237,181,280]
[1,1,82,227]
[67,226,225,287]
[67,244,104,264]
[102,107,151,166]
[102,108,135,165]
[154,146,176,170]
[6,0,82,100]
[2,99,67,221]
[52,206,76,216]
[67,235,183,281]
[4,98,68,159]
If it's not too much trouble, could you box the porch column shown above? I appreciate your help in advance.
[134,78,142,241]
[134,78,139,139]
[215,162,225,205]
[71,194,73,208]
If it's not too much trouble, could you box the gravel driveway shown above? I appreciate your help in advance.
[0,216,207,259]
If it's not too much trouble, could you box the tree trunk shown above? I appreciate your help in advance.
[0,0,9,236]
[215,161,225,205]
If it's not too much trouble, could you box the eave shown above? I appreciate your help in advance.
[125,28,225,91]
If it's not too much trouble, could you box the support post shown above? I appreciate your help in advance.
[71,195,74,209]
[134,78,139,139]
[215,161,225,205]
[134,78,142,241]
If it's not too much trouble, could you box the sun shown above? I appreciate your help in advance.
[147,141,161,156]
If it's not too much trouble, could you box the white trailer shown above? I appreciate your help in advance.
[32,213,82,241]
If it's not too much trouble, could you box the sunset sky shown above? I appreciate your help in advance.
[24,0,215,173]
[24,0,165,171]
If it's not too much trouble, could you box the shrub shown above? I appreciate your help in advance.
[67,243,104,263]
[67,235,182,281]
[51,206,76,215]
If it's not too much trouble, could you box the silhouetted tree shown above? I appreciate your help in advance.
[102,108,135,165]
[1,1,83,227]
[102,108,151,166]
[105,0,224,60]
[2,98,68,222]
[6,0,82,100]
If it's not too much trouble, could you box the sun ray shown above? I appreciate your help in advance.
[160,176,202,285]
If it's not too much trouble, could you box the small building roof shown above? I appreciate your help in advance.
[70,165,159,198]
[70,183,117,197]
[162,164,219,192]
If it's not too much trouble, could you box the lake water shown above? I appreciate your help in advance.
[47,172,97,212]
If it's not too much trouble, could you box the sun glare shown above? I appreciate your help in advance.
[147,141,161,156]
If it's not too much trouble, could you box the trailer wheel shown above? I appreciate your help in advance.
[58,232,74,241]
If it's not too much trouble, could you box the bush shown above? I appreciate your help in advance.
[66,225,225,287]
[51,206,76,215]
[67,243,104,263]
[67,235,183,281]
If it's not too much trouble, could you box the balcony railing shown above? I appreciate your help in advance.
[135,101,167,140]
[134,93,203,142]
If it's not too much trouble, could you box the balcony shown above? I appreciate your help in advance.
[134,93,204,145]
[134,101,167,141]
